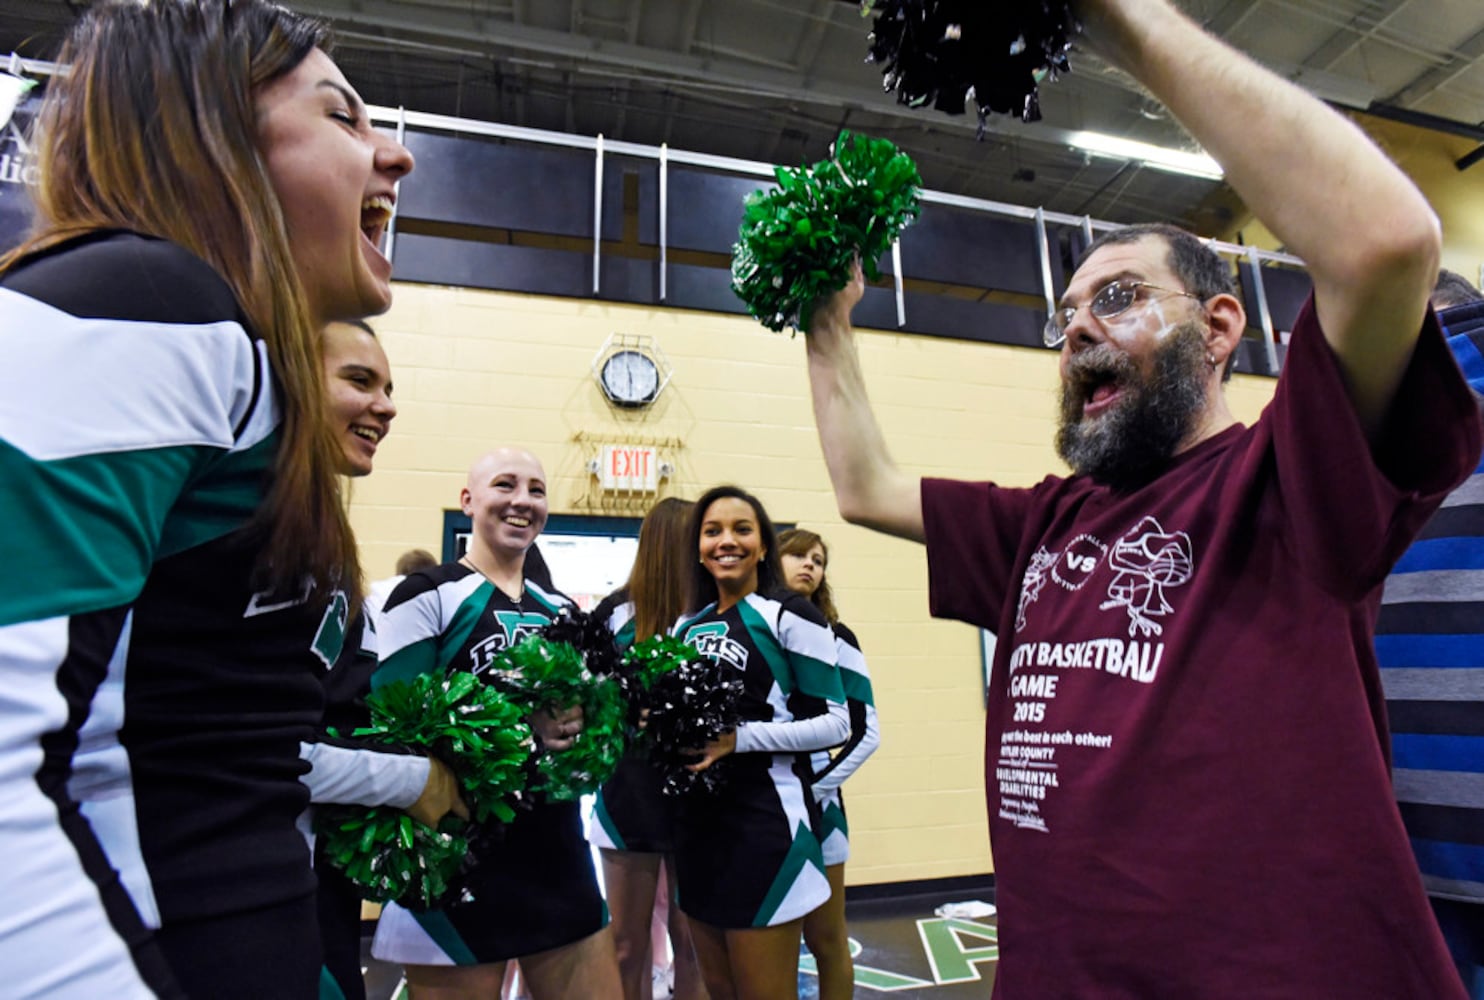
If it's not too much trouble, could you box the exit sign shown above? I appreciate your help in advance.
[598,444,660,491]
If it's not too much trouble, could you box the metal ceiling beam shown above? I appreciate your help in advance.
[680,0,704,55]
[764,110,793,163]
[625,0,641,44]
[609,0,643,136]
[1206,0,1481,123]
[793,0,838,77]
[664,0,707,140]
[1297,0,1410,71]
[1385,22,1484,109]
[291,0,1099,154]
[1200,0,1265,39]
[1270,0,1450,66]
[1361,102,1484,143]
[564,70,576,133]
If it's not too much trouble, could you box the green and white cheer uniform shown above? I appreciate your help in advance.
[587,591,678,854]
[369,561,607,965]
[671,590,848,928]
[810,621,880,866]
[0,231,335,998]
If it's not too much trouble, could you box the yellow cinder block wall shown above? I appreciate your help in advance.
[352,280,1278,886]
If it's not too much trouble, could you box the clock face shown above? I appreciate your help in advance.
[601,349,661,406]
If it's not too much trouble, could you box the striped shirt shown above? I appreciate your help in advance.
[1379,299,1484,903]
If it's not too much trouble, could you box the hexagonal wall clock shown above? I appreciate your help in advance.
[592,334,671,409]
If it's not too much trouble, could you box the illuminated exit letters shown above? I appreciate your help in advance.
[598,444,660,491]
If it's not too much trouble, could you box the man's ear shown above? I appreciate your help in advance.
[1204,293,1246,369]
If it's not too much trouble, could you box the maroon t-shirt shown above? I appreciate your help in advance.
[924,300,1481,999]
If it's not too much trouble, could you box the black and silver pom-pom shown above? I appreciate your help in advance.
[864,0,1079,133]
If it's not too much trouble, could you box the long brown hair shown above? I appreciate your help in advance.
[627,497,695,641]
[777,527,838,624]
[6,0,359,599]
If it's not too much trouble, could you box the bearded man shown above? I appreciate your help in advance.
[802,0,1481,996]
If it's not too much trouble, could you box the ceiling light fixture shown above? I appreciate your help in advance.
[1067,130,1224,181]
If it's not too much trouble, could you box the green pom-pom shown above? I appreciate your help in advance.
[317,805,469,909]
[495,634,591,710]
[315,671,533,908]
[623,634,700,692]
[731,129,922,333]
[358,671,533,824]
[495,635,629,803]
[618,635,704,758]
[531,672,627,802]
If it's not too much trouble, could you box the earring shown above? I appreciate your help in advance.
[1207,352,1218,368]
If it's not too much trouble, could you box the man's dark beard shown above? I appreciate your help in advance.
[1055,323,1209,491]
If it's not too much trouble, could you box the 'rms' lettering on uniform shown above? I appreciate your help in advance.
[685,621,749,672]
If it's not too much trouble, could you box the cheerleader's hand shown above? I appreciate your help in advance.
[531,704,585,752]
[405,757,470,827]
[684,729,737,772]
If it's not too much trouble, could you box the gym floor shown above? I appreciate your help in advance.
[360,884,999,998]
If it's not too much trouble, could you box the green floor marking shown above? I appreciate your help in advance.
[801,937,934,991]
[916,916,1000,985]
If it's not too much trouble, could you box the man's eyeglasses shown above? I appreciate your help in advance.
[1044,279,1203,348]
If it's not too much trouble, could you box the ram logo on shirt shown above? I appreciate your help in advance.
[467,611,552,675]
[684,621,749,672]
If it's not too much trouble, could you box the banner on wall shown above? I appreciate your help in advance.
[0,93,40,255]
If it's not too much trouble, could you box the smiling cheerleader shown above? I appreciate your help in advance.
[0,2,414,995]
[671,486,850,1000]
[368,447,621,999]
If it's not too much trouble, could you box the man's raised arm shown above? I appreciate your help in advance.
[1079,0,1441,437]
[806,263,925,542]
